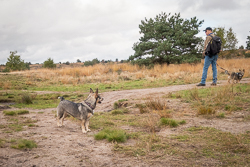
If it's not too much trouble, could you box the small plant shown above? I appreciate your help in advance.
[113,102,119,109]
[198,106,215,115]
[160,118,178,127]
[94,128,127,143]
[16,110,29,115]
[217,112,225,118]
[118,99,128,102]
[179,120,186,125]
[11,139,37,150]
[224,105,242,112]
[146,98,167,110]
[114,99,128,109]
[0,138,6,148]
[136,104,148,114]
[189,88,200,100]
[111,109,124,115]
[156,110,171,118]
[3,111,16,116]
[3,110,29,116]
[21,93,33,104]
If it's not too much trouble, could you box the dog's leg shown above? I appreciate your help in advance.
[86,119,90,132]
[81,120,87,133]
[86,113,93,132]
[57,117,61,127]
[60,112,67,127]
[57,110,63,127]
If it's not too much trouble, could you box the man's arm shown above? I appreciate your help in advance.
[202,35,212,57]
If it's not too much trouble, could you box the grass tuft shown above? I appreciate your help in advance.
[94,128,127,143]
[160,118,179,127]
[21,93,33,104]
[160,118,186,127]
[198,106,215,115]
[3,110,29,116]
[11,139,37,150]
[3,110,16,116]
[217,112,225,118]
[111,109,124,115]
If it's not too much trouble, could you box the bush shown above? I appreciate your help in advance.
[2,68,10,72]
[43,58,56,69]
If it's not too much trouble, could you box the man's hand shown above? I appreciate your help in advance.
[202,51,205,58]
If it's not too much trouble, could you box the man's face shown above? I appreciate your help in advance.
[205,30,212,36]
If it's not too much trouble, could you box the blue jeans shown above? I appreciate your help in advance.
[201,55,218,84]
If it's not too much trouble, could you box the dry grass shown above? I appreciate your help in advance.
[3,58,249,87]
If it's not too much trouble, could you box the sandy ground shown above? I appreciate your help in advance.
[0,78,250,167]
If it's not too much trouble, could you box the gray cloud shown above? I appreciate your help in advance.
[0,0,249,64]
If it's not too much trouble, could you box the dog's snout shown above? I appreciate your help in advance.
[98,97,103,103]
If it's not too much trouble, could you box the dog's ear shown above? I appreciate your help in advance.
[239,69,241,71]
[95,88,98,95]
[90,88,94,93]
[243,69,245,72]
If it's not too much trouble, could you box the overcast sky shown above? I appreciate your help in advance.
[0,0,249,64]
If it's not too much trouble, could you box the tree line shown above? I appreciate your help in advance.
[2,12,250,71]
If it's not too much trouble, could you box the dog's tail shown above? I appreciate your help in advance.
[58,96,65,101]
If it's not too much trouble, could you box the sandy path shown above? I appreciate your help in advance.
[0,78,250,167]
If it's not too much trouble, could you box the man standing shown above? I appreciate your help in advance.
[197,27,218,86]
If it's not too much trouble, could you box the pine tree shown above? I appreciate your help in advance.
[129,12,204,66]
[5,51,28,71]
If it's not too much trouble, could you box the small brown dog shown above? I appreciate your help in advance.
[226,69,245,83]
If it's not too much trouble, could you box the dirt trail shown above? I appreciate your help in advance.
[0,79,250,167]
[95,78,250,112]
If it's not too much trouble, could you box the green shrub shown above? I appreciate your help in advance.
[43,58,56,69]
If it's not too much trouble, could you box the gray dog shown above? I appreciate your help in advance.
[56,88,103,133]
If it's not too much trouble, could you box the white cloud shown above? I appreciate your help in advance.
[0,0,249,64]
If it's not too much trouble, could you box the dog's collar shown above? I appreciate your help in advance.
[84,101,95,110]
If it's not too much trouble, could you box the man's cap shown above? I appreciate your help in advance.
[203,27,212,31]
